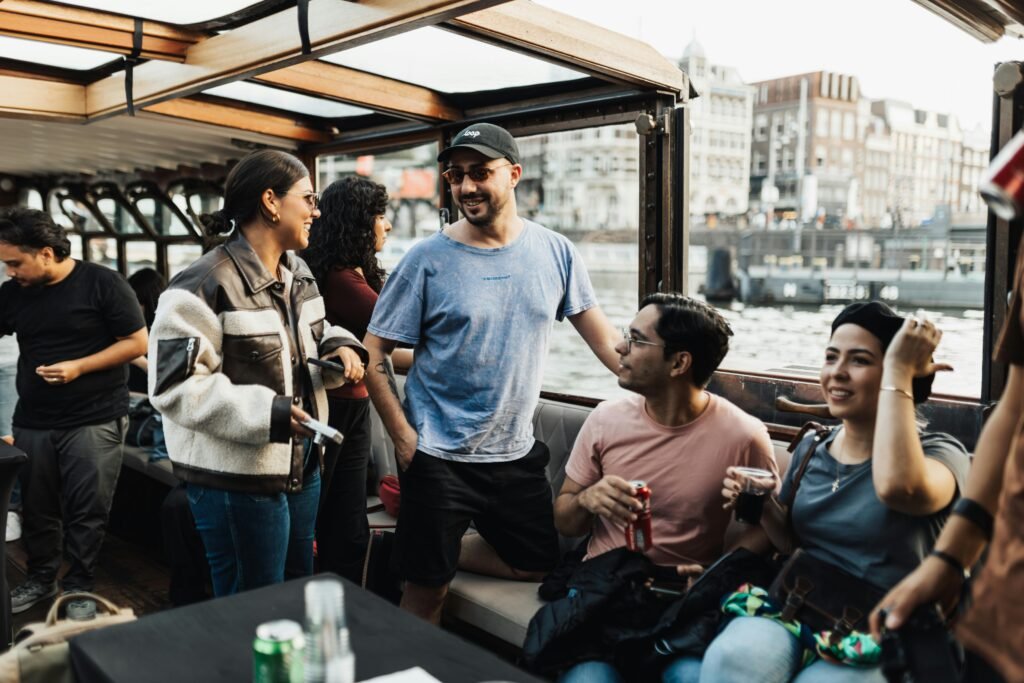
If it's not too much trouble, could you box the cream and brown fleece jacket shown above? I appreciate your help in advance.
[149,233,367,494]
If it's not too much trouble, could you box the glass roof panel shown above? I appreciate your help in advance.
[0,36,116,70]
[203,82,374,118]
[54,1,259,24]
[322,27,585,93]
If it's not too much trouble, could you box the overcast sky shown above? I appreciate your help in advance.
[538,0,1024,133]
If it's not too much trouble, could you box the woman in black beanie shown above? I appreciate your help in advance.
[691,301,970,683]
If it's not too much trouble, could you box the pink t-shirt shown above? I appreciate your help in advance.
[565,393,777,567]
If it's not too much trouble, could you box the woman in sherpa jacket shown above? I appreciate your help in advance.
[148,150,368,596]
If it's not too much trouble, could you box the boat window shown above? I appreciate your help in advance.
[95,197,144,235]
[126,242,158,276]
[317,141,442,246]
[134,198,193,237]
[67,233,83,260]
[52,1,259,24]
[321,27,586,93]
[204,83,374,119]
[0,36,115,70]
[693,211,985,400]
[516,124,639,401]
[86,237,118,271]
[59,196,106,234]
[168,244,203,279]
[47,192,74,230]
[187,192,224,221]
[18,189,43,211]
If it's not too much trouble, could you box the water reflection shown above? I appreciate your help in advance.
[544,271,983,400]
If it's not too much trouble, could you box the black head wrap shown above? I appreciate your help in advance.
[830,301,934,404]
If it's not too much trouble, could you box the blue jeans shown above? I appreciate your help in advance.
[560,657,701,683]
[698,617,886,683]
[187,455,320,597]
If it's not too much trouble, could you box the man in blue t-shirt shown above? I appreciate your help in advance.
[0,208,147,613]
[365,122,620,623]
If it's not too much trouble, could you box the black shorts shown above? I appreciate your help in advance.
[394,440,559,587]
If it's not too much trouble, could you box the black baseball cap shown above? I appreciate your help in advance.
[830,301,935,403]
[437,122,520,166]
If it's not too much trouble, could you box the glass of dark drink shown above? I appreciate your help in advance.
[731,466,775,525]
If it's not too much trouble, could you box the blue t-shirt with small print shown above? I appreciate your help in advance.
[368,220,597,462]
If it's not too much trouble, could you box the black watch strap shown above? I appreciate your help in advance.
[952,497,994,541]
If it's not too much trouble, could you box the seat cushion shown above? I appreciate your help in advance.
[446,572,543,647]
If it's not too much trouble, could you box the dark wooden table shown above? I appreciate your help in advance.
[69,574,543,683]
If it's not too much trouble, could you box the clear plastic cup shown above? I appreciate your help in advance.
[731,466,775,525]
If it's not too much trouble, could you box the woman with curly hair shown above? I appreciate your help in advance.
[302,175,411,581]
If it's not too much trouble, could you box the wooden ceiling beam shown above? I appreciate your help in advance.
[254,61,463,123]
[86,0,509,119]
[908,0,1005,42]
[0,72,85,120]
[446,0,684,95]
[142,98,332,143]
[0,0,204,61]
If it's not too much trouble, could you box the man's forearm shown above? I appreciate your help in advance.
[365,353,414,443]
[934,382,1020,565]
[77,332,148,375]
[553,493,593,537]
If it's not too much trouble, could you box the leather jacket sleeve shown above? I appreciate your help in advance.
[149,288,291,445]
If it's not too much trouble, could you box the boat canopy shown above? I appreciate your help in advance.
[0,0,688,179]
[911,0,1024,43]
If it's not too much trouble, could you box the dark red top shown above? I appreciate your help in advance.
[322,267,377,400]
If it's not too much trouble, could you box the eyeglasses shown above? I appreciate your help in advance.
[621,327,666,354]
[441,163,512,185]
[283,191,319,209]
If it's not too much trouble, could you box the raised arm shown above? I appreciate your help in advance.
[363,331,418,470]
[872,318,957,515]
[569,306,620,374]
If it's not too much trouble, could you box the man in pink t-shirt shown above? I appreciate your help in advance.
[554,294,777,570]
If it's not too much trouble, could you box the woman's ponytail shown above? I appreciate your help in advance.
[199,210,234,237]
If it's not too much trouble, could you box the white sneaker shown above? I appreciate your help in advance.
[6,511,21,542]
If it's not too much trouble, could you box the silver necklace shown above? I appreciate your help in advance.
[831,435,844,493]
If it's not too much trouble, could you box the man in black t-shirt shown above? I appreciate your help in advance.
[0,208,147,613]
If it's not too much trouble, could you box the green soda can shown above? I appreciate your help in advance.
[253,619,304,683]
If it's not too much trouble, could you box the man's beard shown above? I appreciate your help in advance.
[460,193,505,227]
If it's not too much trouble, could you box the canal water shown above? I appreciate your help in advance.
[0,270,985,433]
[545,271,984,400]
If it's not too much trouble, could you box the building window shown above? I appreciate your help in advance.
[843,113,855,140]
[816,108,829,137]
[755,115,768,141]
